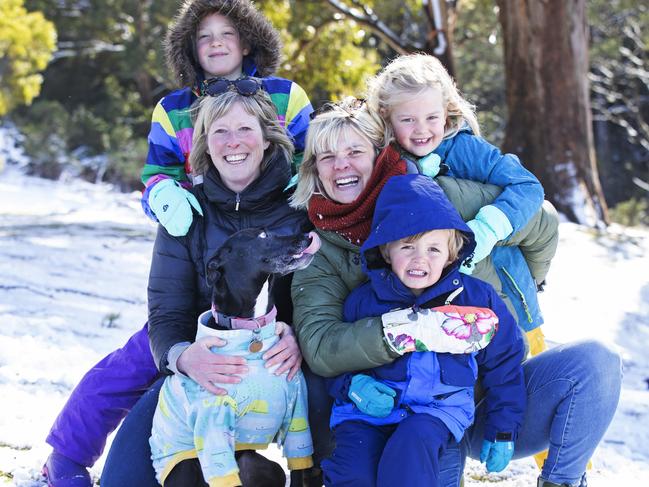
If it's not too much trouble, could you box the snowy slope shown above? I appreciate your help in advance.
[1,166,648,486]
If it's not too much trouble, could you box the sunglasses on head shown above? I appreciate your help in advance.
[309,98,366,120]
[201,77,262,97]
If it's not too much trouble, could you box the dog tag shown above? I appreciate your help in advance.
[248,338,263,353]
[248,327,263,353]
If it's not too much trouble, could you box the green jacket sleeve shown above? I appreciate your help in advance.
[436,176,559,285]
[291,232,399,377]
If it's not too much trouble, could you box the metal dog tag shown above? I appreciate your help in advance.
[249,329,263,353]
[248,338,263,353]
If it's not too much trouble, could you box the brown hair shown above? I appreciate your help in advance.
[189,90,293,176]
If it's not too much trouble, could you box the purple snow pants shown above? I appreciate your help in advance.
[46,324,160,466]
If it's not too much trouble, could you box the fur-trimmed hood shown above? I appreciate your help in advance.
[165,0,282,88]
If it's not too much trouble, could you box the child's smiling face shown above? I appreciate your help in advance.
[196,13,249,80]
[388,87,446,157]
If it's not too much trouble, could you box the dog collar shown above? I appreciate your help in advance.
[211,305,278,330]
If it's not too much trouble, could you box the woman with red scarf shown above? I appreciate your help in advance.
[289,100,620,487]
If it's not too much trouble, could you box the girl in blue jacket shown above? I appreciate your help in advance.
[323,174,527,487]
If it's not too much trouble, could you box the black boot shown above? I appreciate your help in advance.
[538,473,588,487]
[290,466,323,487]
[538,479,568,487]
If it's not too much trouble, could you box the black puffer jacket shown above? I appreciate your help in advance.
[148,155,310,373]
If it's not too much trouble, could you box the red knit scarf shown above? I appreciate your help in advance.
[308,144,406,245]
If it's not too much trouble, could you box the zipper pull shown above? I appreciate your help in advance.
[235,193,240,211]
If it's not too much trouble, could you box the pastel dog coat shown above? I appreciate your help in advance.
[150,311,313,487]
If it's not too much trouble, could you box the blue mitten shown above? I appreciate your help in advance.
[418,153,442,178]
[480,439,515,473]
[461,205,514,274]
[348,374,396,418]
[148,179,203,237]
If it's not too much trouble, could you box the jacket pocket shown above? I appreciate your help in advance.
[438,353,476,387]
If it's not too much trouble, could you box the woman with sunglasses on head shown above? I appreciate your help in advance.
[42,1,312,486]
[104,89,311,487]
[290,100,621,487]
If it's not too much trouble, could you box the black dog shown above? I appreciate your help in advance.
[163,228,320,487]
[205,228,321,329]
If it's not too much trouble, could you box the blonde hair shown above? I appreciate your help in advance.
[367,53,480,145]
[290,97,385,209]
[381,229,467,265]
[190,90,293,177]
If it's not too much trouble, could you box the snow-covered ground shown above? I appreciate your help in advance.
[1,164,648,486]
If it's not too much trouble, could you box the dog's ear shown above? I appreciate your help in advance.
[206,244,233,287]
[206,259,222,287]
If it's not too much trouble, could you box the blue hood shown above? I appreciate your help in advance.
[362,175,475,272]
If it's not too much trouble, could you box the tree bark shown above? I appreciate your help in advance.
[423,0,457,79]
[497,0,609,226]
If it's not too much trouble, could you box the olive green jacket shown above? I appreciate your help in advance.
[291,176,559,377]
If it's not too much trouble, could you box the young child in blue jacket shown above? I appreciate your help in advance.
[43,1,312,485]
[322,174,527,487]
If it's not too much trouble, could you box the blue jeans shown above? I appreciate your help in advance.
[101,378,163,487]
[439,340,622,486]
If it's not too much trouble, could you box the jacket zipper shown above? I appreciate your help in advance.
[501,267,533,323]
[235,193,240,211]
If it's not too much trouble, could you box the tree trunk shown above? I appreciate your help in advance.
[423,0,457,79]
[496,0,609,226]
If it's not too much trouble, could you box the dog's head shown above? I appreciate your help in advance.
[206,228,321,318]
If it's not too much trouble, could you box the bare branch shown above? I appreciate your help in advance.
[52,41,126,60]
[323,0,424,53]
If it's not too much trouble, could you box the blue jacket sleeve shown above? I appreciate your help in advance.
[472,279,527,441]
[437,131,544,233]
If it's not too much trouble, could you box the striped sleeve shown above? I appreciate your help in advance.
[140,90,196,220]
[263,77,313,173]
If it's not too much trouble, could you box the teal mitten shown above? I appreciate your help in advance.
[461,205,513,274]
[480,439,515,473]
[418,153,442,178]
[148,179,203,237]
[348,374,396,418]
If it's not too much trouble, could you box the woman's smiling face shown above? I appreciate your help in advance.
[315,127,375,204]
[207,101,269,192]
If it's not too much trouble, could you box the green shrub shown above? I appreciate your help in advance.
[610,197,649,228]
[13,99,146,189]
